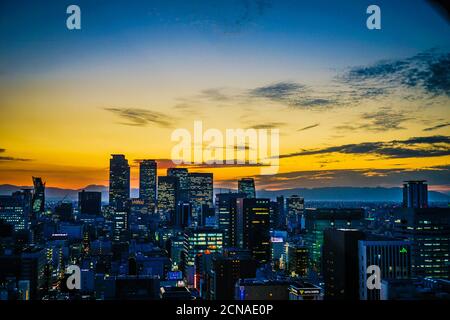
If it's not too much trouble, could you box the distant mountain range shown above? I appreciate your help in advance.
[0,184,448,202]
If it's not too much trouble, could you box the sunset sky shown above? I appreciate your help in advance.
[0,0,449,192]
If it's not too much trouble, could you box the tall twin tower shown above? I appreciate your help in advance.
[109,155,157,212]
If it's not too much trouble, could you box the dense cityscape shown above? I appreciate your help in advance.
[0,154,448,300]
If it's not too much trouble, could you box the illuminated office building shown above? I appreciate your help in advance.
[157,176,179,219]
[139,160,157,213]
[0,190,32,231]
[170,235,185,268]
[271,230,288,270]
[167,168,190,202]
[109,154,130,211]
[238,178,256,199]
[287,243,309,277]
[189,173,213,215]
[216,193,245,247]
[359,240,412,300]
[183,227,223,268]
[32,177,45,218]
[113,211,128,241]
[286,195,304,230]
[392,207,450,279]
[241,198,271,264]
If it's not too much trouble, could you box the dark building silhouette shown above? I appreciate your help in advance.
[403,180,428,209]
[54,202,73,222]
[78,190,101,215]
[175,202,192,228]
[210,252,258,300]
[216,193,245,247]
[241,198,271,264]
[139,160,157,213]
[109,155,130,211]
[276,196,285,228]
[323,229,365,300]
[238,178,256,199]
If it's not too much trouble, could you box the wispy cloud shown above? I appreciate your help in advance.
[248,165,450,189]
[104,107,175,127]
[249,82,306,100]
[423,122,450,131]
[298,123,320,131]
[246,122,286,129]
[0,148,32,162]
[340,50,450,97]
[336,107,412,132]
[279,135,450,159]
[0,156,33,162]
[184,162,269,169]
[180,50,449,118]
[248,81,337,108]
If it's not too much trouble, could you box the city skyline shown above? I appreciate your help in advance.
[1,0,449,192]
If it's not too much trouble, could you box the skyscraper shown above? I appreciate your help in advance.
[113,210,128,241]
[216,193,245,248]
[189,173,213,215]
[175,202,192,228]
[287,243,309,277]
[286,195,304,230]
[157,176,179,219]
[304,208,364,273]
[78,190,102,215]
[359,240,412,300]
[32,177,45,218]
[109,155,130,211]
[392,207,450,279]
[241,198,271,264]
[276,196,285,229]
[167,168,190,202]
[403,180,428,208]
[183,227,223,268]
[54,202,73,222]
[238,178,256,199]
[323,229,365,300]
[0,190,32,231]
[210,252,258,300]
[139,160,157,213]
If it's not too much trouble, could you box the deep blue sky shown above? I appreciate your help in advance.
[0,0,449,75]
